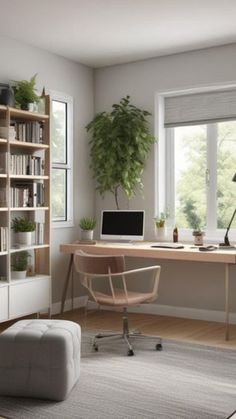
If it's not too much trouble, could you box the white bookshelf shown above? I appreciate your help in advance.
[0,97,51,321]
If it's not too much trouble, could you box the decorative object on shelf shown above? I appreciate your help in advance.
[0,83,15,107]
[154,212,168,241]
[183,199,204,246]
[79,217,96,241]
[11,250,29,279]
[173,226,178,243]
[12,74,40,111]
[86,96,155,209]
[37,87,46,114]
[12,216,36,246]
[219,172,236,249]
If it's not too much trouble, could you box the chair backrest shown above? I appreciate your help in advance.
[74,250,125,275]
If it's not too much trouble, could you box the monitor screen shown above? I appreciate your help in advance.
[100,210,145,241]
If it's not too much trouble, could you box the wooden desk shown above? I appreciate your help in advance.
[60,241,236,340]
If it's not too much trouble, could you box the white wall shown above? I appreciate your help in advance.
[94,44,236,317]
[0,36,94,304]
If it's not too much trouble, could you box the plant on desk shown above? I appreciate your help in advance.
[154,212,168,241]
[79,217,96,241]
[183,199,204,245]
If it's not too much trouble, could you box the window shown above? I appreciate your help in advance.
[51,92,73,227]
[156,87,236,241]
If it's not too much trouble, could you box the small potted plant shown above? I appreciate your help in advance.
[11,251,29,279]
[79,217,96,241]
[183,199,205,245]
[12,217,36,246]
[12,74,40,111]
[154,212,168,241]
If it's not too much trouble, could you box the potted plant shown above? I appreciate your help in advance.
[183,199,205,245]
[12,74,40,111]
[154,212,168,241]
[12,217,36,246]
[79,217,96,241]
[86,96,155,209]
[11,251,29,279]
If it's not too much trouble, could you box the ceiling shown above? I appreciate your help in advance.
[1,0,236,68]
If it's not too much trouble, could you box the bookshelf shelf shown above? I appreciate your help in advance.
[10,140,49,150]
[10,206,49,211]
[10,175,49,180]
[0,98,51,322]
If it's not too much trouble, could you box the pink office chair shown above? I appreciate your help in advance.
[74,250,162,356]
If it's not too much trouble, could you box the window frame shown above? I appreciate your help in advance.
[155,86,236,243]
[49,90,74,228]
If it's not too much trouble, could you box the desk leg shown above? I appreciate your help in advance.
[225,263,230,341]
[61,254,73,314]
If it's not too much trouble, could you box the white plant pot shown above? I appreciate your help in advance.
[11,270,27,280]
[155,227,166,241]
[80,230,94,241]
[18,231,33,246]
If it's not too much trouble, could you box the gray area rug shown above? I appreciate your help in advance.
[0,332,236,419]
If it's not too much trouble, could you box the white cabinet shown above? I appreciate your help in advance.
[10,276,50,318]
[0,286,8,321]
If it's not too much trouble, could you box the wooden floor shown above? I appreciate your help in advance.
[55,308,236,350]
[1,308,236,349]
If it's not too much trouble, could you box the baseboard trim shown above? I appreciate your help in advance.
[51,296,87,315]
[52,297,236,324]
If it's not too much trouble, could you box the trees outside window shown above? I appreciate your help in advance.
[166,121,236,236]
[51,93,73,226]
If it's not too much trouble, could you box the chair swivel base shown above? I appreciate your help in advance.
[92,308,162,356]
[92,331,162,356]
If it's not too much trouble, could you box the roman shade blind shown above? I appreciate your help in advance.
[164,89,236,128]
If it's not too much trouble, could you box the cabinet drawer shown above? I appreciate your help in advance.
[10,277,50,318]
[0,286,8,321]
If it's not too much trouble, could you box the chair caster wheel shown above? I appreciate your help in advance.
[128,349,134,356]
[155,343,162,351]
[93,343,98,351]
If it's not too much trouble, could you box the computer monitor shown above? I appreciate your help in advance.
[100,210,145,241]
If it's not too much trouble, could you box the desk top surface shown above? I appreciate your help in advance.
[60,241,236,264]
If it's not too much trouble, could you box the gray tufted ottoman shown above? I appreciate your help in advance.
[0,319,81,401]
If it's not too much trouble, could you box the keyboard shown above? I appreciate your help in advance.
[151,243,184,249]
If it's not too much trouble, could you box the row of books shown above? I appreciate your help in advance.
[10,154,45,176]
[10,182,45,208]
[0,188,7,207]
[0,152,7,174]
[0,227,8,252]
[11,121,44,143]
[35,222,44,245]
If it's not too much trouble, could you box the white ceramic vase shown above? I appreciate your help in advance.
[18,232,32,246]
[81,230,94,241]
[11,270,27,280]
[155,227,166,241]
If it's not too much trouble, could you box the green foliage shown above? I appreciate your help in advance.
[12,251,29,271]
[79,217,96,231]
[175,122,236,230]
[182,199,202,231]
[86,96,155,209]
[12,74,39,110]
[154,212,167,228]
[12,217,36,232]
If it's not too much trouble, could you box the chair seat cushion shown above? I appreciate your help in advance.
[94,289,155,306]
[0,319,81,401]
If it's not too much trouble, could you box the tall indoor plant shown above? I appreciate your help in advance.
[86,96,155,209]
